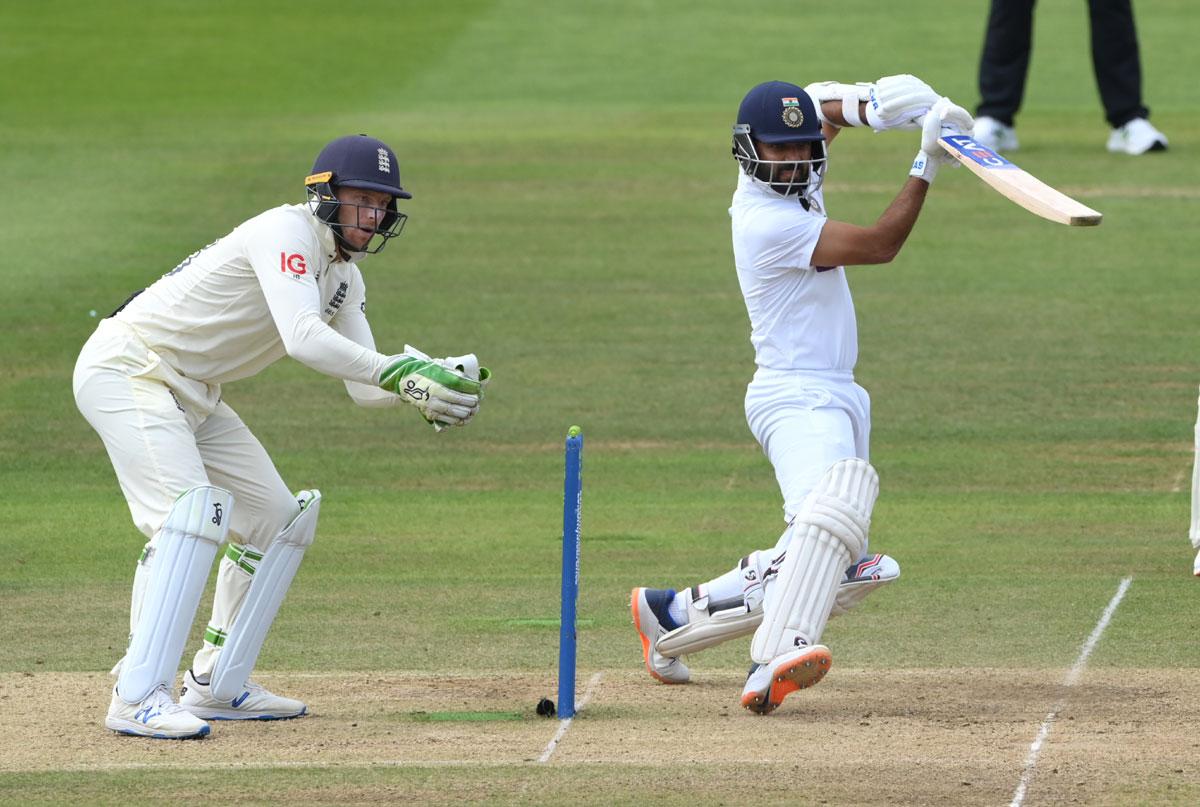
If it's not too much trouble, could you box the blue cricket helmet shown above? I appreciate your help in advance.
[733,81,827,201]
[305,134,411,255]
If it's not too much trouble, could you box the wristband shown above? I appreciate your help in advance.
[909,150,939,184]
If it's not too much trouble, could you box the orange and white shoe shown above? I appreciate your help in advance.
[740,645,831,715]
[630,587,690,684]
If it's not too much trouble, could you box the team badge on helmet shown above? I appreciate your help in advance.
[781,97,804,128]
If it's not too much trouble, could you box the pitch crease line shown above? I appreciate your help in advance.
[537,671,603,764]
[1009,576,1132,807]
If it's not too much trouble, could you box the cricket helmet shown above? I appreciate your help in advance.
[305,134,412,255]
[732,81,827,201]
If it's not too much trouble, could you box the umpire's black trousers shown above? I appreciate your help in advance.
[977,0,1149,128]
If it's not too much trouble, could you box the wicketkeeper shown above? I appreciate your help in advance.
[74,134,490,739]
[633,76,972,714]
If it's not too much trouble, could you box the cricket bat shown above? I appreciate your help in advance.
[938,134,1102,227]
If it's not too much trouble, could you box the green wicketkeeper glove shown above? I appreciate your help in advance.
[379,348,490,429]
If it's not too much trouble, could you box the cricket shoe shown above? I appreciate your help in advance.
[831,553,901,617]
[1107,118,1167,155]
[741,645,832,715]
[179,669,307,720]
[972,116,1019,152]
[631,587,690,684]
[105,683,210,739]
[1193,548,1200,577]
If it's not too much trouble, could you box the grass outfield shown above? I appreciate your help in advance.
[1,0,1198,803]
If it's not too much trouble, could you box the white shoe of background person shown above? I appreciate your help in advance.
[1106,118,1168,155]
[105,683,210,739]
[972,116,1019,152]
[179,669,307,720]
[740,644,832,715]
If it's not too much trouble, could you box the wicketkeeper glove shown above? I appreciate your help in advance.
[379,346,491,430]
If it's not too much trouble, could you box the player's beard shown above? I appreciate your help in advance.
[768,162,809,196]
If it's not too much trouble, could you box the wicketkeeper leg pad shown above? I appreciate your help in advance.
[750,459,878,664]
[209,490,320,701]
[189,541,263,679]
[1190,385,1200,550]
[116,486,232,703]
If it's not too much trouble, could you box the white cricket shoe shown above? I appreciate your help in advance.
[105,683,210,739]
[1107,118,1167,155]
[1193,548,1200,577]
[741,644,832,715]
[972,116,1019,152]
[179,669,307,720]
[631,587,691,684]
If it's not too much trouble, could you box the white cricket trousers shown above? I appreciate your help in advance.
[73,318,298,549]
[744,367,871,526]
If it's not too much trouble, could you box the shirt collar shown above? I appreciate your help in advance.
[300,203,366,264]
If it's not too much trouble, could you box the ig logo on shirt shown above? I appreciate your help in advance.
[280,252,307,275]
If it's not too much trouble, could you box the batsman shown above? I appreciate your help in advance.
[633,76,972,713]
[74,134,490,739]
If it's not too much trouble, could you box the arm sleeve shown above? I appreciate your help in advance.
[243,211,391,386]
[329,269,405,408]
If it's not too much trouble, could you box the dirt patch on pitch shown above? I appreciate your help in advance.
[2,668,1197,804]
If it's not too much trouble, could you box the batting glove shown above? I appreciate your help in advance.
[911,97,975,184]
[866,74,939,131]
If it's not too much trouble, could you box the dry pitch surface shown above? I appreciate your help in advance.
[3,667,1198,805]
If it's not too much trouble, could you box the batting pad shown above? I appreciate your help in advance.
[210,490,320,701]
[657,586,760,658]
[751,459,878,663]
[117,486,232,704]
[1191,386,1200,549]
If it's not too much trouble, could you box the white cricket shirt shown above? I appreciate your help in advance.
[730,172,858,373]
[115,204,391,389]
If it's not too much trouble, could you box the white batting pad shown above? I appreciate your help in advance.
[656,587,759,658]
[751,459,878,663]
[210,490,320,701]
[117,486,232,703]
[657,549,777,657]
[660,548,900,657]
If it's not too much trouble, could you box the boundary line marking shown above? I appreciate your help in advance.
[537,671,603,764]
[1009,576,1132,807]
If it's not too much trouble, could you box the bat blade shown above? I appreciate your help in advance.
[938,134,1102,227]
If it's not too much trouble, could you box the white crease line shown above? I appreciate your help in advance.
[1171,466,1187,494]
[1009,576,1132,807]
[7,759,529,774]
[537,671,603,764]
